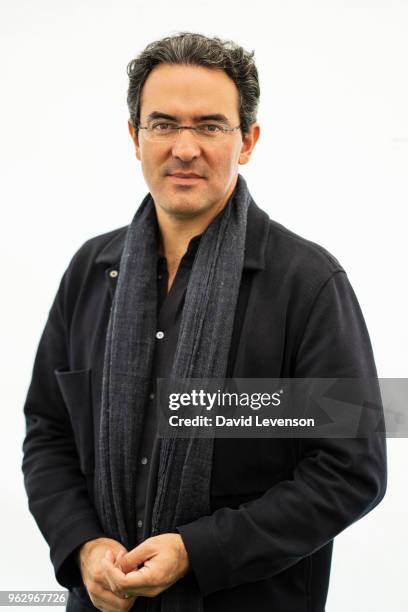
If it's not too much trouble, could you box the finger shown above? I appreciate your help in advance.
[105,548,115,563]
[119,564,157,594]
[98,547,116,590]
[101,559,117,594]
[114,549,126,569]
[101,554,129,596]
[123,565,151,583]
[100,555,147,601]
[120,541,155,573]
[90,581,136,609]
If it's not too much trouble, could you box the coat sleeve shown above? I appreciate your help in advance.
[177,270,387,596]
[21,258,106,589]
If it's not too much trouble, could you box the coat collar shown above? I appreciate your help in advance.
[94,193,269,271]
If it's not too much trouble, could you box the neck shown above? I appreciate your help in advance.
[155,178,238,270]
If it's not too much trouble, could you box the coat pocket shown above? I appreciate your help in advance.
[54,367,95,475]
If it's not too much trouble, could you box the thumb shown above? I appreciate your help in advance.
[114,549,126,567]
[119,540,155,574]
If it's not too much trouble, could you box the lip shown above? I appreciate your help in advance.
[168,173,204,184]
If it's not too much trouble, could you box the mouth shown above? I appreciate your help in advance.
[167,173,204,184]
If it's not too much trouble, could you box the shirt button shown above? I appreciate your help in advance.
[109,270,118,278]
[156,331,164,340]
[137,519,143,528]
[141,457,148,465]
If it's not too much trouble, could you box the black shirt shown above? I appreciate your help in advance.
[134,234,202,542]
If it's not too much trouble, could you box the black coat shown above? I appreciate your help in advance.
[22,198,387,611]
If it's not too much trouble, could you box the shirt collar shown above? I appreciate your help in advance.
[95,195,269,271]
[157,233,202,269]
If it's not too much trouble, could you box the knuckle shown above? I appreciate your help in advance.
[111,585,121,596]
[94,567,104,582]
[149,574,160,587]
[87,581,99,597]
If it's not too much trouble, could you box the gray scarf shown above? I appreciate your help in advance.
[95,173,252,610]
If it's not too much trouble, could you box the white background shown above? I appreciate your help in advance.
[1,1,407,610]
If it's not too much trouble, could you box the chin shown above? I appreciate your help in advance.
[157,189,211,217]
[164,201,210,219]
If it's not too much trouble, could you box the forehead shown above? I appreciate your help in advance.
[139,63,240,120]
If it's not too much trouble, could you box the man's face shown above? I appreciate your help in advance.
[128,63,259,219]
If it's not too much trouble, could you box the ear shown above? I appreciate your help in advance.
[128,119,141,161]
[239,123,260,165]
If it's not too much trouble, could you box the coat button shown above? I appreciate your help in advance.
[109,270,118,278]
[141,457,148,465]
[137,519,143,528]
[156,331,164,339]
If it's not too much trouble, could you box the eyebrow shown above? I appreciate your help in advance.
[145,111,231,124]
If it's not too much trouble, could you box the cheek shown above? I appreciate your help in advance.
[219,143,241,169]
[211,147,241,179]
[140,150,160,181]
[141,147,170,176]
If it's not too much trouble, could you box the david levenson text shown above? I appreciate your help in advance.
[168,415,315,427]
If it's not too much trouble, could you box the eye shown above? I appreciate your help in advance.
[152,123,174,131]
[202,124,223,133]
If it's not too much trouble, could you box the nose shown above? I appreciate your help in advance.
[171,128,201,162]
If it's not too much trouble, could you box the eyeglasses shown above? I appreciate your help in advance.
[137,122,241,142]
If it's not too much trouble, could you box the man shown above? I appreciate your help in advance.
[22,32,386,612]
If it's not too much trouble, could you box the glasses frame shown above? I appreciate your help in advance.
[137,123,242,140]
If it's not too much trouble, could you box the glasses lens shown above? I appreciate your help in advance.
[142,124,233,142]
[144,123,174,141]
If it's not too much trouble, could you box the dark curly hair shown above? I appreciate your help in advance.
[127,32,260,136]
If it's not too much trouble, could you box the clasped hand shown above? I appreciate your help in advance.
[79,533,189,611]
